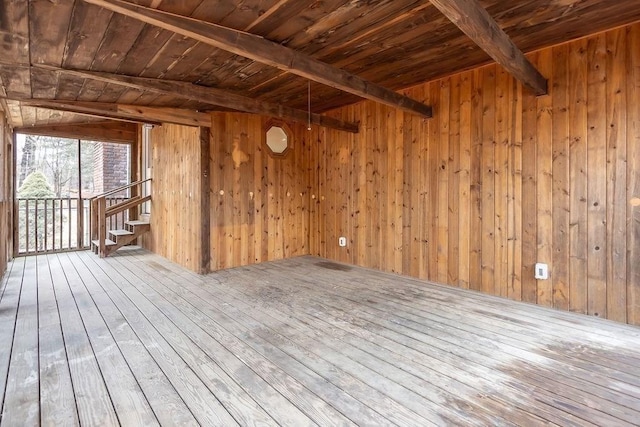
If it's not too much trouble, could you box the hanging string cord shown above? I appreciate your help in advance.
[307,81,311,130]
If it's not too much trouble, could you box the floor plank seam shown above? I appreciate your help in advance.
[114,251,398,427]
[3,249,640,427]
[76,251,244,426]
[124,251,556,427]
[69,251,199,426]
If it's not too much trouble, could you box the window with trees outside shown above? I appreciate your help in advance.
[15,134,131,254]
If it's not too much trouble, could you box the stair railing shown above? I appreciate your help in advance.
[90,178,152,257]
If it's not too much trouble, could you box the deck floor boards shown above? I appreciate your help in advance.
[1,248,639,426]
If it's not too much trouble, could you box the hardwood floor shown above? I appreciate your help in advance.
[1,248,639,426]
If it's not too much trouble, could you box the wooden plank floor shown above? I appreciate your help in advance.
[1,249,640,426]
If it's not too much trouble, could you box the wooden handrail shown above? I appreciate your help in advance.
[90,178,152,200]
[105,195,151,217]
[91,178,151,257]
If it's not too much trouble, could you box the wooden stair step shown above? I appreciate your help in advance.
[92,238,116,247]
[126,220,150,226]
[109,229,135,237]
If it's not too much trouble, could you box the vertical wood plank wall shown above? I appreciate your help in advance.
[141,123,204,272]
[209,113,311,270]
[310,23,640,325]
[0,110,12,276]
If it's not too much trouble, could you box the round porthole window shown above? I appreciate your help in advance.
[265,121,292,157]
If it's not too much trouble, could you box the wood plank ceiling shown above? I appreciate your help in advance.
[1,0,640,129]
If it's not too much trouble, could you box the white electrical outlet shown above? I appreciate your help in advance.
[338,237,347,247]
[534,263,549,280]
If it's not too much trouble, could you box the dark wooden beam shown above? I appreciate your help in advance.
[83,0,432,118]
[15,121,137,143]
[15,99,211,127]
[117,104,211,127]
[12,99,160,125]
[199,127,211,274]
[429,0,547,95]
[0,98,11,125]
[36,65,360,133]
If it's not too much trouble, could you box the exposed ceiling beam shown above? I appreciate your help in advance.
[429,0,547,95]
[12,99,160,125]
[35,65,360,133]
[14,100,212,127]
[116,104,211,127]
[14,98,162,127]
[83,0,433,118]
[0,98,10,125]
[15,121,137,144]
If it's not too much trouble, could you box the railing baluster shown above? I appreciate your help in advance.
[34,199,39,253]
[24,200,29,254]
[110,198,114,230]
[91,198,97,245]
[68,199,72,249]
[83,200,87,248]
[59,198,63,250]
[44,199,48,252]
[98,197,107,257]
[51,199,55,251]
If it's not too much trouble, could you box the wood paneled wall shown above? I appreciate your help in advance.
[310,23,640,325]
[0,110,13,276]
[209,113,311,270]
[142,23,639,324]
[142,123,205,272]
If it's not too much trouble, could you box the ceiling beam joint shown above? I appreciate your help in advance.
[83,0,432,117]
[429,0,548,95]
[34,65,360,133]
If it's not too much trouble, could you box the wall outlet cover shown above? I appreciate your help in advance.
[534,263,549,280]
[338,237,347,247]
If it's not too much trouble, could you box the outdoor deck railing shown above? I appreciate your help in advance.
[16,196,130,255]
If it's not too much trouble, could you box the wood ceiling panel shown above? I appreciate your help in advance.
[19,105,37,126]
[256,0,353,41]
[5,100,24,128]
[96,82,131,103]
[176,3,318,98]
[0,0,31,109]
[133,91,163,106]
[4,0,640,128]
[291,0,432,55]
[114,89,140,104]
[140,34,201,78]
[0,0,30,65]
[116,25,172,75]
[29,0,74,66]
[54,74,85,100]
[76,78,108,101]
[138,0,285,84]
[215,0,289,30]
[62,2,114,69]
[0,66,32,99]
[127,0,205,78]
[263,0,640,111]
[30,68,58,99]
[36,105,57,124]
[91,14,147,72]
[158,42,220,81]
